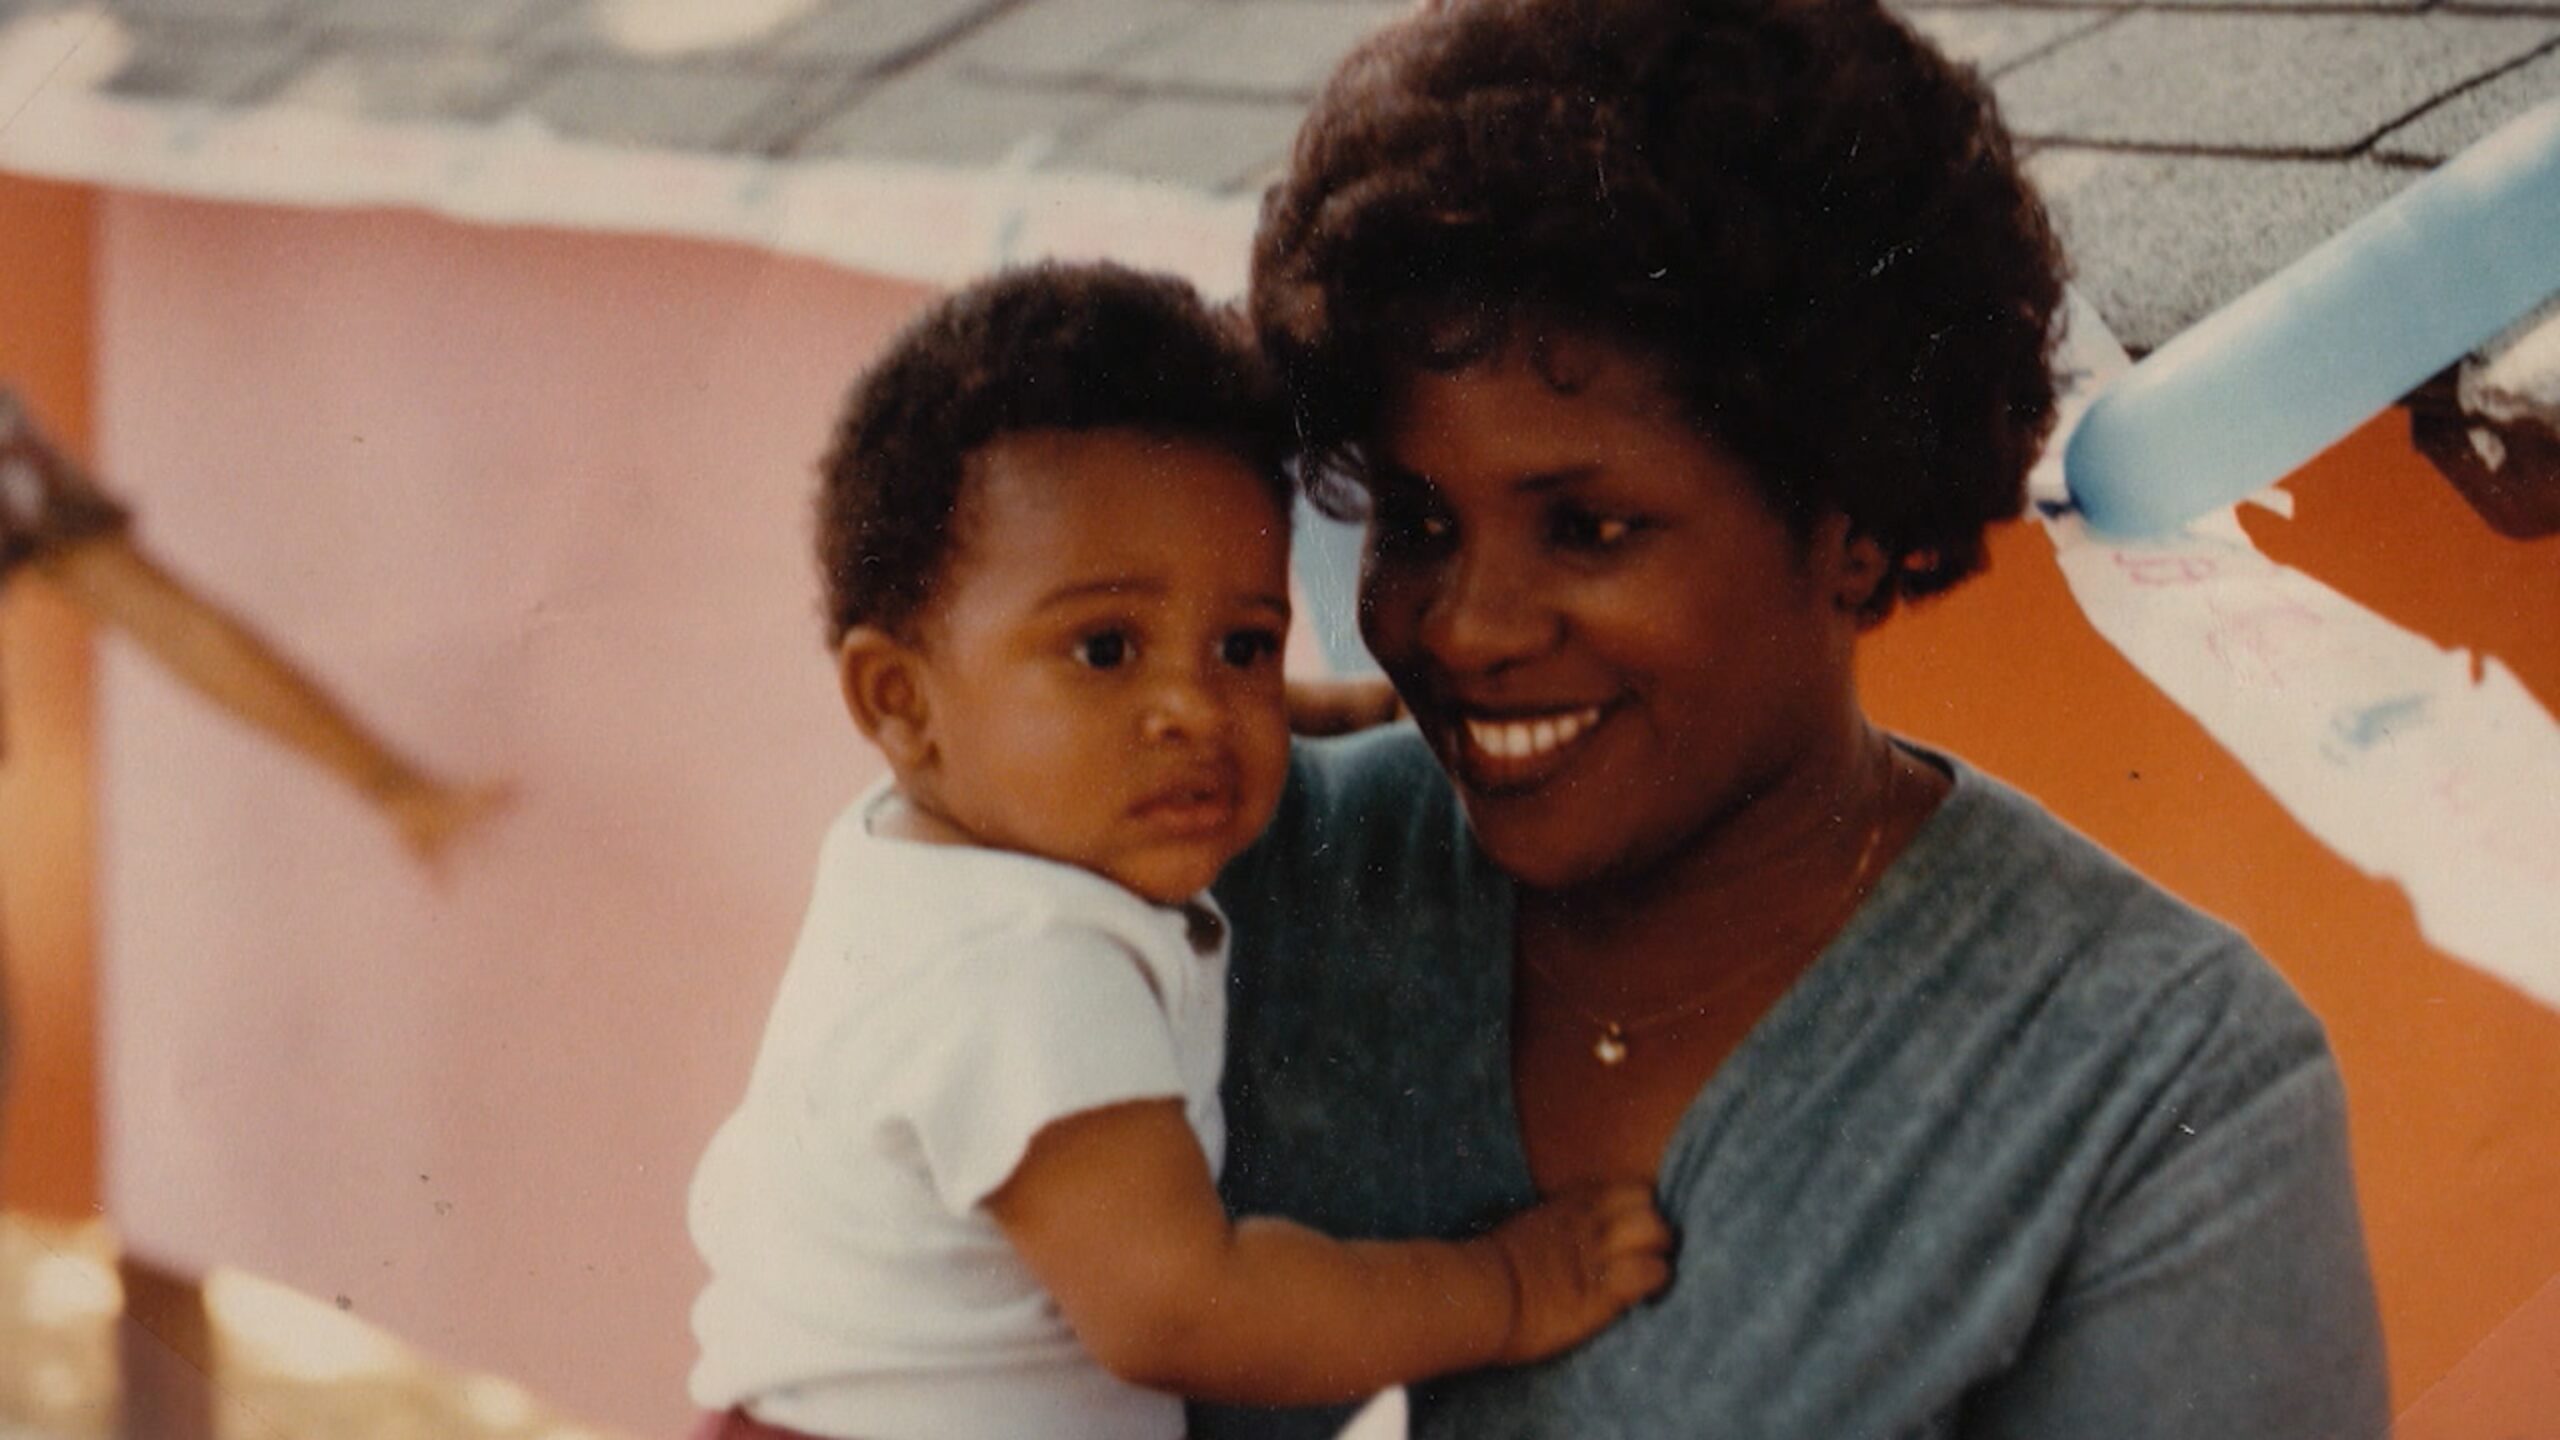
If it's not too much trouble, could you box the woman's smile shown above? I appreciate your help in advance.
[1445,703,1613,790]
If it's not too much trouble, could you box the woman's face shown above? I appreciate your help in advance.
[1358,337,1868,892]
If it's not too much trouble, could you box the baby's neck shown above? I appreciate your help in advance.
[865,786,981,849]
[866,785,1215,936]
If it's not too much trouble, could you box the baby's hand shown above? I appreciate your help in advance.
[1486,1181,1671,1364]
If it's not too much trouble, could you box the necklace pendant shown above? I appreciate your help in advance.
[1593,1026,1629,1066]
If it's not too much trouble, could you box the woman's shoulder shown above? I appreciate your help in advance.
[1804,751,2357,1275]
[1899,750,2330,1062]
[1285,724,1460,819]
[1212,726,1511,1013]
[1,390,131,574]
[1219,726,1475,894]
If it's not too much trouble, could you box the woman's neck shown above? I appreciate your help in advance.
[1514,722,1924,1014]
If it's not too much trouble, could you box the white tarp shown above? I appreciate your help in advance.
[2040,295,2560,1010]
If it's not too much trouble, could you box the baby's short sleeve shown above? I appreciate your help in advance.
[898,928,1189,1215]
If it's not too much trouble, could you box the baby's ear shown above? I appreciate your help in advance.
[838,627,934,770]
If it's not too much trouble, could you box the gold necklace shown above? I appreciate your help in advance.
[1523,755,1900,1068]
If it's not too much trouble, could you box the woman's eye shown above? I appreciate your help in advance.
[1373,506,1454,554]
[1549,504,1638,552]
[1073,630,1133,669]
[1220,629,1283,668]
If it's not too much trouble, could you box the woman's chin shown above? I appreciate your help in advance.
[1455,793,1625,894]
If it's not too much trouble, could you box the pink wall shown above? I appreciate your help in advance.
[94,193,928,1435]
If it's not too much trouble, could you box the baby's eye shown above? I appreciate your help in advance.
[1547,503,1640,553]
[1073,630,1134,669]
[1219,628,1283,668]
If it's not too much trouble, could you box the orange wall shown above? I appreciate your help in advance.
[1862,415,2560,1418]
[0,173,101,1219]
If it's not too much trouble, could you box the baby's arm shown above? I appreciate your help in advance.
[986,1097,1668,1406]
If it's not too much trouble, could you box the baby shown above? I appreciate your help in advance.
[685,263,1669,1440]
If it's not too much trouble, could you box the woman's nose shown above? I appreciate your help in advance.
[1415,548,1552,675]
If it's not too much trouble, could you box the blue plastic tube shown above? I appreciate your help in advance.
[2065,97,2560,536]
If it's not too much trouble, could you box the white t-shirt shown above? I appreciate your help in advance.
[688,785,1229,1440]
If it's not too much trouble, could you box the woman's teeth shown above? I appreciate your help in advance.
[1463,708,1602,762]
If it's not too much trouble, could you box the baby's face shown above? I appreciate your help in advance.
[904,427,1293,903]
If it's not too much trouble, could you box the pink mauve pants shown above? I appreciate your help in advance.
[686,1408,1183,1440]
[686,1410,842,1440]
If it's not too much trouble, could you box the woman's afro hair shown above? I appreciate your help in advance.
[1252,0,2068,616]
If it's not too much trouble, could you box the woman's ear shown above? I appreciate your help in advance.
[838,627,934,771]
[1814,512,1891,620]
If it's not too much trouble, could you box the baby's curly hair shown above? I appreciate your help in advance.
[818,261,1291,643]
[1253,0,2066,614]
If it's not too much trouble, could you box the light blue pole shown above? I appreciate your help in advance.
[2066,97,2560,537]
[1293,493,1377,676]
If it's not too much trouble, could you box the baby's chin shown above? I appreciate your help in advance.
[1105,858,1227,906]
[1096,837,1261,906]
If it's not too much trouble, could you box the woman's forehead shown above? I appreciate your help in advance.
[1380,336,1690,451]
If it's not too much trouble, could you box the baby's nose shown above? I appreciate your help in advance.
[1140,671,1226,742]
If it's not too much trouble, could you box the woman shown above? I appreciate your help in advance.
[1199,0,2388,1436]
[1,389,505,1169]
[0,390,505,867]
